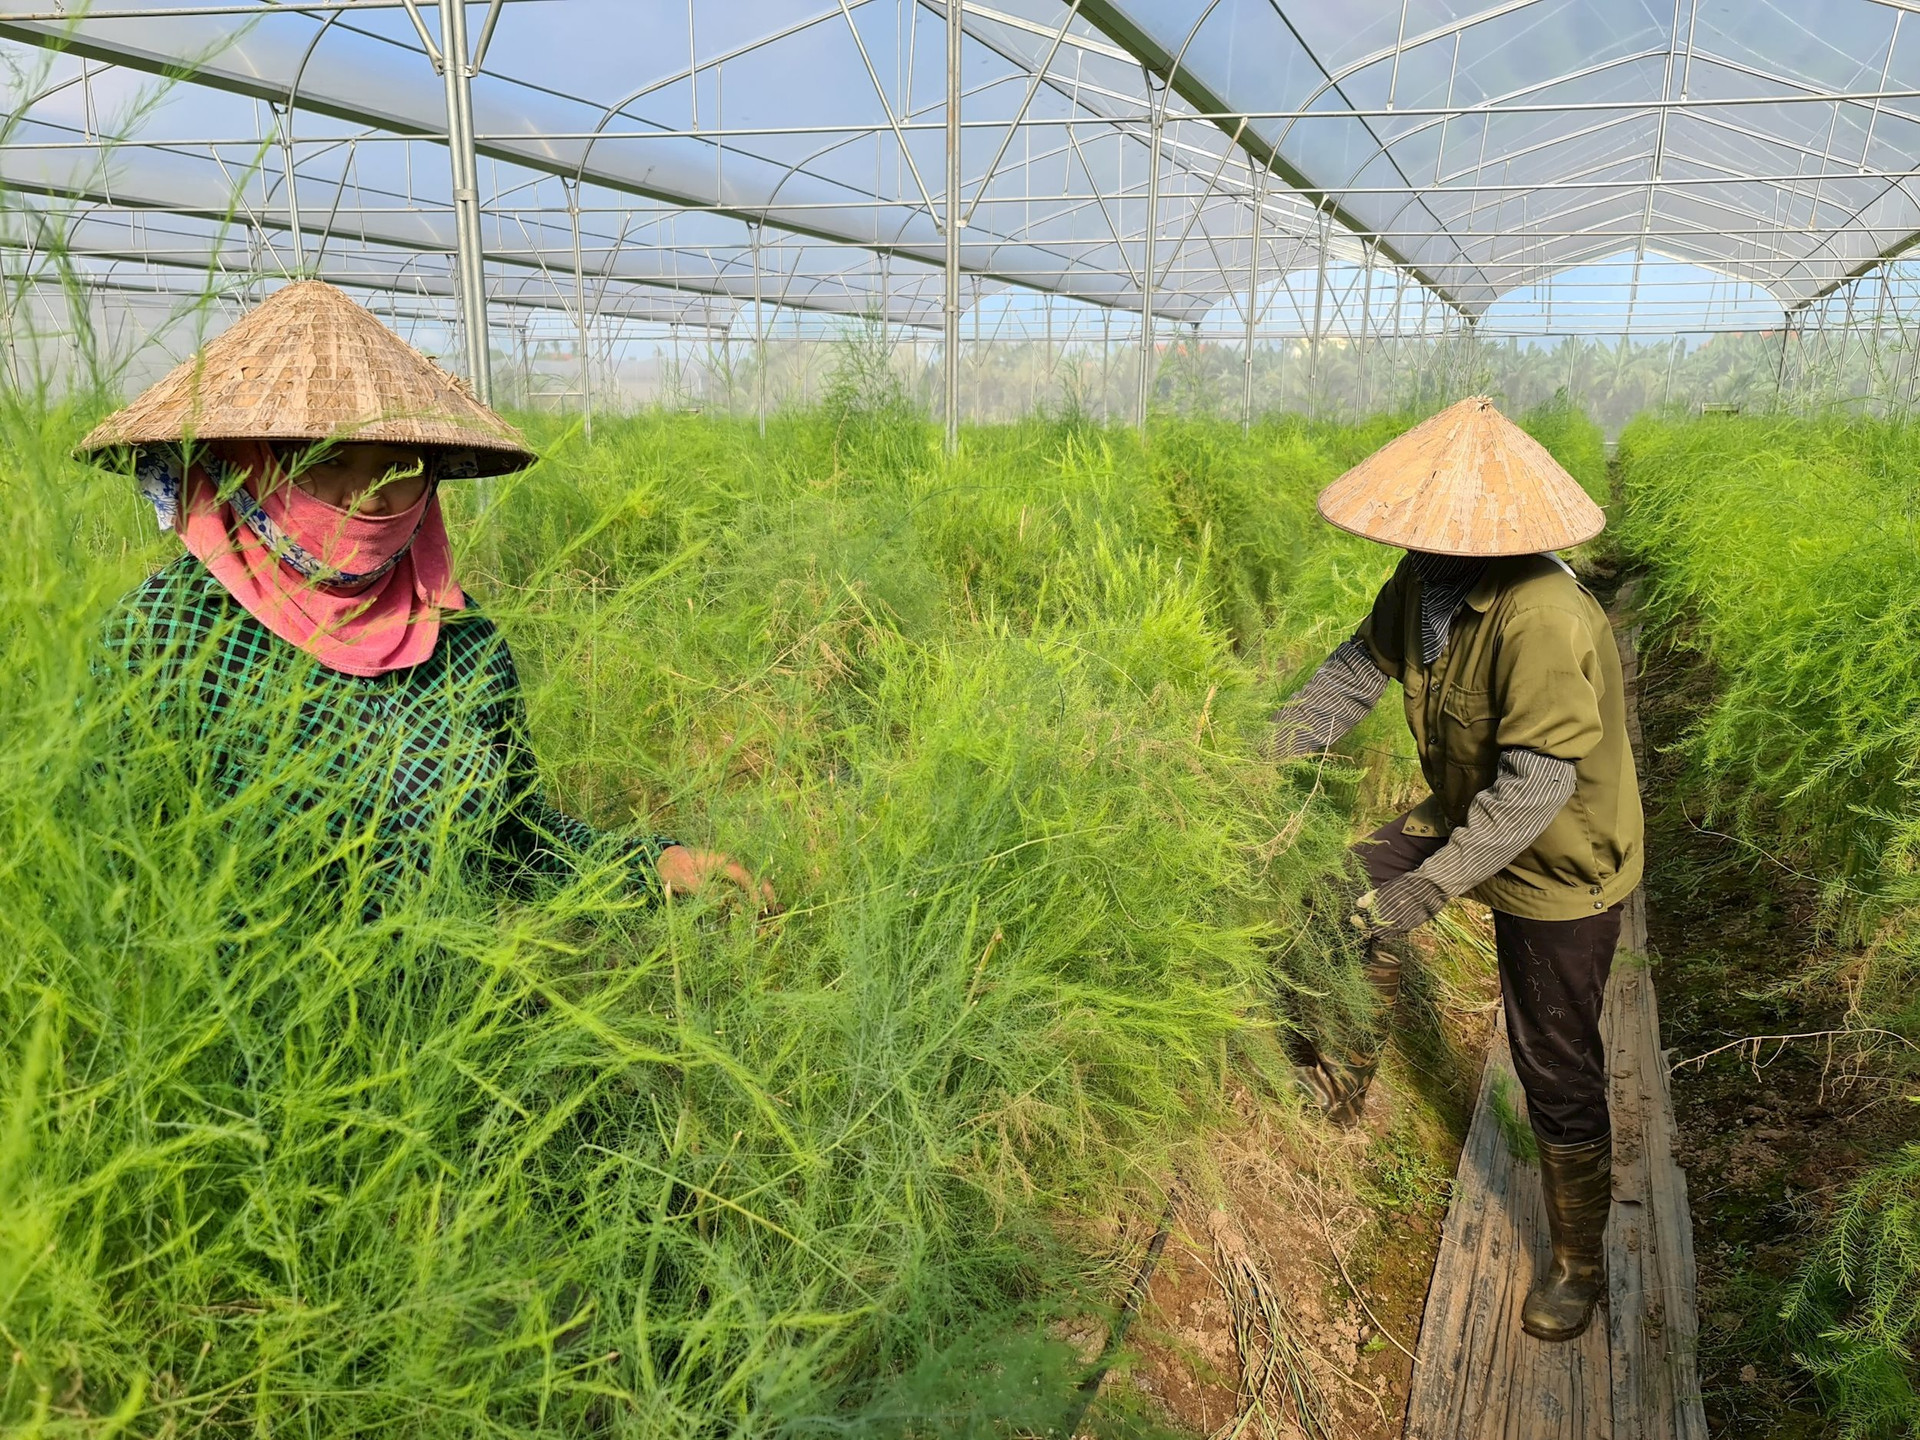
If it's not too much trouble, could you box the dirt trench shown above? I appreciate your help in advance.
[1636,627,1914,1438]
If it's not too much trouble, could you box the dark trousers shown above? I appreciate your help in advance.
[1357,813,1619,1146]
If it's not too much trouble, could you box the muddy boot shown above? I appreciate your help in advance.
[1522,1133,1612,1341]
[1291,1038,1376,1127]
[1293,932,1410,1127]
[1360,932,1410,1012]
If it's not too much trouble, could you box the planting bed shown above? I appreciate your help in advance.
[1619,418,1920,1437]
[1636,631,1911,1437]
[33,391,1887,1439]
[2,393,1530,1439]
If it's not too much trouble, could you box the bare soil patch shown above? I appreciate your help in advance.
[1079,925,1497,1439]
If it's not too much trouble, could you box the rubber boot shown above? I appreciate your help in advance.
[1522,1132,1613,1342]
[1296,932,1411,1127]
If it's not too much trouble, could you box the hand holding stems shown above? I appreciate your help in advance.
[656,844,779,913]
[1350,871,1449,938]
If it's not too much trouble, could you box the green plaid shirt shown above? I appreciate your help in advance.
[100,555,673,904]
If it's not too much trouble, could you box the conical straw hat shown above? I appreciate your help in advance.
[78,280,533,476]
[1315,395,1604,556]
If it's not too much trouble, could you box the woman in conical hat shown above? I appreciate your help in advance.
[1270,396,1643,1344]
[84,279,771,910]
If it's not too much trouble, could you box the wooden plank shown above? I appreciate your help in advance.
[1402,606,1706,1440]
[1604,914,1708,1439]
[1406,1010,1611,1439]
[1605,946,1659,1439]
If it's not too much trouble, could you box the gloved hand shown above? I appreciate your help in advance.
[1350,872,1449,938]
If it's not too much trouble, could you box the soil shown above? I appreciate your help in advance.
[1636,621,1916,1436]
[1078,929,1498,1440]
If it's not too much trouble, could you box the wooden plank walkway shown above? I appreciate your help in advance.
[1402,609,1708,1440]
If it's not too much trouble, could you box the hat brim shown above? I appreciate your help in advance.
[78,432,536,480]
[1314,395,1607,556]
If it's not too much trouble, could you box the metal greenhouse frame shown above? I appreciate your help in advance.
[8,0,1920,439]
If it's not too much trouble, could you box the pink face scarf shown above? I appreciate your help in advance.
[160,439,465,676]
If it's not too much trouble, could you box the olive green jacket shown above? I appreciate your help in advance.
[1356,554,1644,921]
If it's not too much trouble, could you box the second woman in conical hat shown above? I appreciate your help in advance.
[83,279,773,911]
[1270,396,1642,1346]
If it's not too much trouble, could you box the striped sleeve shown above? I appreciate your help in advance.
[1267,638,1390,760]
[1415,747,1576,897]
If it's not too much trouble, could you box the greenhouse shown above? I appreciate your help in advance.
[3,2,1919,1436]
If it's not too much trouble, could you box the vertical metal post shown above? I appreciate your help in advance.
[1415,283,1431,404]
[437,0,491,404]
[970,274,981,419]
[1136,74,1164,431]
[1442,303,1456,404]
[1044,291,1054,406]
[1044,293,1059,407]
[1773,311,1794,411]
[1188,318,1201,418]
[1443,306,1458,401]
[1359,239,1374,413]
[1825,298,1842,406]
[1807,301,1827,409]
[276,103,306,273]
[1308,204,1329,419]
[943,0,962,453]
[1027,317,1037,416]
[565,178,591,439]
[795,307,808,407]
[751,221,767,438]
[1878,263,1916,419]
[1838,279,1860,406]
[1896,272,1912,416]
[513,316,528,406]
[1242,161,1264,432]
[1874,266,1894,411]
[1822,299,1838,406]
[1389,265,1404,407]
[1100,307,1111,420]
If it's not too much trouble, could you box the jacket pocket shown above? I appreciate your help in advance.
[1436,684,1499,822]
[1438,684,1498,770]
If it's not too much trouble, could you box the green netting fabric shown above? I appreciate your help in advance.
[97,554,674,907]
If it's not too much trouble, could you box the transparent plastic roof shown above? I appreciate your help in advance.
[2,0,1918,328]
[1080,0,1920,313]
